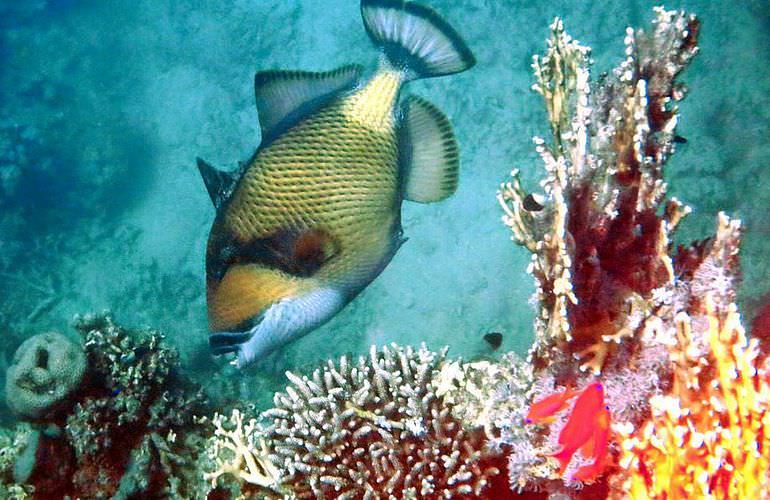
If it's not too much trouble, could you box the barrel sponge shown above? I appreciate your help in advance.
[4,332,86,421]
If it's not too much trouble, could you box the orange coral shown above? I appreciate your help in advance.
[617,298,770,498]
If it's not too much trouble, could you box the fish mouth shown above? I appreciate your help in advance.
[208,287,347,368]
[208,330,254,355]
[208,314,264,355]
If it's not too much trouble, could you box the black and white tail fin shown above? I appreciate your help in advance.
[361,0,475,80]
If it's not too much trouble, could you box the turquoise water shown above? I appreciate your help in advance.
[1,0,768,411]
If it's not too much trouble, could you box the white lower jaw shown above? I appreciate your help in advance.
[234,287,346,368]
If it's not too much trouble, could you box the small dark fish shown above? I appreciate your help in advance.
[523,193,544,212]
[673,135,687,144]
[483,332,503,349]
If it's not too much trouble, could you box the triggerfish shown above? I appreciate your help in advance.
[198,0,475,367]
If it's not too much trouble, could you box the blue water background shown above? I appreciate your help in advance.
[1,0,768,410]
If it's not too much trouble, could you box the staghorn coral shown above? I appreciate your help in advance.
[615,297,770,498]
[262,343,502,499]
[203,408,286,499]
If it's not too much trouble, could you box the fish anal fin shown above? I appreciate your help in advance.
[400,95,459,203]
[197,157,238,209]
[255,65,363,142]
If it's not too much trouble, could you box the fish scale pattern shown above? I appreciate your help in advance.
[226,96,401,289]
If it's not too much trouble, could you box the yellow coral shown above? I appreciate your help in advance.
[618,297,770,498]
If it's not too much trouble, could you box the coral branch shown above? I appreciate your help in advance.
[204,409,283,492]
[617,298,770,498]
[498,8,700,378]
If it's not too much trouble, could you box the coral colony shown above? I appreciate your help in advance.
[2,7,768,499]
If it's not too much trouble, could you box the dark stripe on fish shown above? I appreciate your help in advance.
[207,226,339,283]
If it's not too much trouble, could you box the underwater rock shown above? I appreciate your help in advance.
[4,332,86,422]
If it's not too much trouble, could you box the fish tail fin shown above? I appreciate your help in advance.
[361,0,475,80]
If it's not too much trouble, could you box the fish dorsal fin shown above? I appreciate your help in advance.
[399,95,459,203]
[197,157,238,209]
[254,64,362,142]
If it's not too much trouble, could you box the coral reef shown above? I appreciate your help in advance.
[615,298,770,498]
[0,5,765,500]
[204,344,504,499]
[494,6,765,498]
[497,8,699,377]
[0,423,34,499]
[1,314,211,498]
[63,313,210,498]
[5,332,85,422]
[203,408,285,498]
[201,8,763,499]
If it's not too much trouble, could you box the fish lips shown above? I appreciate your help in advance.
[208,314,264,355]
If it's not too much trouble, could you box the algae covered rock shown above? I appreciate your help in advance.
[4,332,85,421]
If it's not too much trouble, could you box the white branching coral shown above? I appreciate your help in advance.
[263,343,501,499]
[204,409,283,494]
[498,8,700,378]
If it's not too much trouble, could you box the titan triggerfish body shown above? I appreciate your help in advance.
[198,0,475,367]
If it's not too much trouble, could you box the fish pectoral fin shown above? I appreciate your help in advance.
[399,95,460,203]
[196,157,238,209]
[254,64,363,143]
[251,227,340,277]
